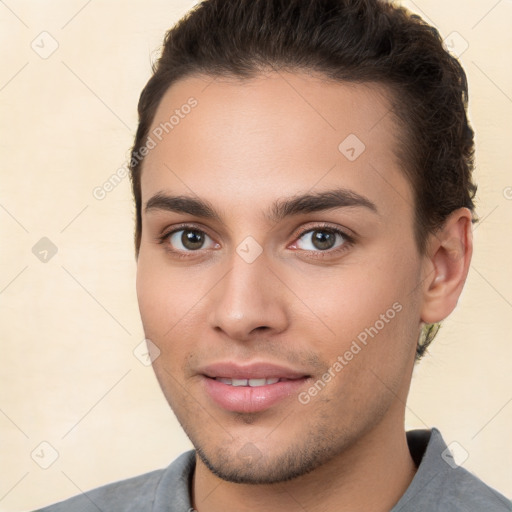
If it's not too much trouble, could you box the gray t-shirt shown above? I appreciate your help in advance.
[34,428,511,511]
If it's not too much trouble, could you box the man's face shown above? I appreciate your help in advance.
[136,72,426,483]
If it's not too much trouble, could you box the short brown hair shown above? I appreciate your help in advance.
[129,0,477,357]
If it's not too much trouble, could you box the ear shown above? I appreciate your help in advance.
[420,208,473,324]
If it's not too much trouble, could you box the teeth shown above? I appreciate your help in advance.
[215,377,281,387]
[248,378,266,387]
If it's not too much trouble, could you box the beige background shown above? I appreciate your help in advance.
[0,0,511,510]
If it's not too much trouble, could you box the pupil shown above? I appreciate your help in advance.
[312,230,335,250]
[182,230,204,250]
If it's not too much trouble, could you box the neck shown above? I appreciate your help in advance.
[191,412,418,512]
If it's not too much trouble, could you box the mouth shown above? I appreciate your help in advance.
[199,362,311,413]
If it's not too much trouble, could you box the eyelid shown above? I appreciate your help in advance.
[158,222,211,239]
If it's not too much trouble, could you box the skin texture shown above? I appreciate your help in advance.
[136,72,473,512]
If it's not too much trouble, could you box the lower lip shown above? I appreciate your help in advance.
[202,376,308,413]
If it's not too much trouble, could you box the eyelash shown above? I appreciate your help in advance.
[157,223,355,259]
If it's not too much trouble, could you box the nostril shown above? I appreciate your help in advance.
[251,325,271,333]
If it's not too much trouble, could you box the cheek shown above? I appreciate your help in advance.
[136,248,217,384]
[136,252,165,331]
[290,248,421,361]
[136,248,201,333]
[136,253,194,393]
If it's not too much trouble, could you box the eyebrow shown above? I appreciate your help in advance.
[144,188,378,222]
[268,188,378,222]
[145,193,220,220]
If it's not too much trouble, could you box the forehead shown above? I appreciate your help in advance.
[140,72,413,220]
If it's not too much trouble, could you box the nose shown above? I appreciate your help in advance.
[207,252,290,341]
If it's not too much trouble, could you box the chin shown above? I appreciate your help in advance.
[194,438,335,485]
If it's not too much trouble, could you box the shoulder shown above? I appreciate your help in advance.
[395,429,511,511]
[436,464,511,511]
[34,470,164,512]
[33,450,196,512]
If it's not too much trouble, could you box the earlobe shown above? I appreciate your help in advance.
[420,208,473,324]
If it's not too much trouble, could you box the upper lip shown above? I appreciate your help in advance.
[198,362,310,380]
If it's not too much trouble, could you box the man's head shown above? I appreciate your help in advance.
[130,0,476,357]
[131,0,474,486]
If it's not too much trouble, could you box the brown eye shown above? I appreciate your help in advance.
[310,230,336,250]
[295,228,347,251]
[168,229,215,251]
[181,230,205,250]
